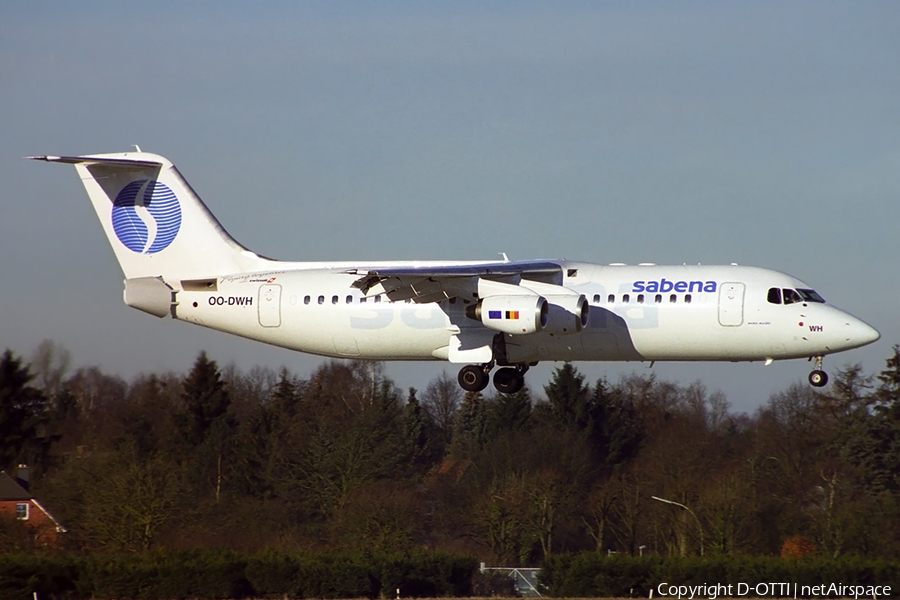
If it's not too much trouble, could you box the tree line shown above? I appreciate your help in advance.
[2,340,900,563]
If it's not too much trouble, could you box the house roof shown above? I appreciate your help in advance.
[0,472,31,501]
[0,471,67,533]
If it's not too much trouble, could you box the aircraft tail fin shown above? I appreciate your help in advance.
[30,151,271,282]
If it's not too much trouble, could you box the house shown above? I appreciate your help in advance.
[0,466,66,546]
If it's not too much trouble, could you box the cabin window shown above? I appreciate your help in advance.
[15,503,28,520]
[670,294,677,304]
[783,289,802,305]
[593,294,601,304]
[637,294,644,304]
[360,297,367,303]
[331,295,339,304]
[655,294,662,304]
[303,295,310,305]
[346,295,353,304]
[767,287,782,304]
[608,294,615,304]
[685,294,692,304]
[622,294,630,303]
[374,296,382,304]
[317,295,325,305]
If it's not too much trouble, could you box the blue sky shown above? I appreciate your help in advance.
[3,2,898,412]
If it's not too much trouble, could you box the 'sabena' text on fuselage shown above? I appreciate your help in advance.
[632,279,718,294]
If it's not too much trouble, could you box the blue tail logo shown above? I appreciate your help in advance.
[111,180,182,254]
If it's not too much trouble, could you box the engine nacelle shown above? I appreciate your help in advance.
[465,294,548,335]
[542,294,590,335]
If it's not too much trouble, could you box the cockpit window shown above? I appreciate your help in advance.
[797,288,825,303]
[782,289,803,305]
[767,287,782,305]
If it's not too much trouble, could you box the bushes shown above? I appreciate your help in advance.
[540,553,900,598]
[83,550,251,600]
[376,552,476,598]
[0,550,476,600]
[245,550,475,598]
[244,548,301,598]
[0,554,78,600]
[3,550,898,599]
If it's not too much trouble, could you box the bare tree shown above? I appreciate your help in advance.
[29,339,71,397]
[78,445,186,552]
[422,371,462,433]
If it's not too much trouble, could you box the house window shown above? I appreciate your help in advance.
[16,503,28,520]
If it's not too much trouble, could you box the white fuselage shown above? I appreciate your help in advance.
[172,260,877,365]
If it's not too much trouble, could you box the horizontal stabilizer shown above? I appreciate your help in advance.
[28,155,163,168]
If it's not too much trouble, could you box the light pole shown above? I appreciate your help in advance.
[651,495,704,556]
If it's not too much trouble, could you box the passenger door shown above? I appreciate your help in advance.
[718,282,745,327]
[258,284,282,327]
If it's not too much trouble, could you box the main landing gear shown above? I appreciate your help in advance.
[458,363,529,394]
[808,355,829,388]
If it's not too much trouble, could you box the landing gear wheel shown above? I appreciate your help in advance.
[458,364,489,392]
[809,370,828,387]
[493,367,524,394]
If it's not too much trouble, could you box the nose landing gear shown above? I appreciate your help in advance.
[457,363,529,394]
[808,355,829,387]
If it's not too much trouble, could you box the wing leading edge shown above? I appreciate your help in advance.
[349,260,564,303]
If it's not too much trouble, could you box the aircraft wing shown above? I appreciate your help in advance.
[349,260,564,303]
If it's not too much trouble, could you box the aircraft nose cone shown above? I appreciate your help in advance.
[843,316,880,349]
[857,320,880,345]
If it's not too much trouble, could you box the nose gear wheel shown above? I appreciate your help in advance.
[808,356,828,387]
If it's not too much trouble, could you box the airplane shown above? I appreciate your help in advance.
[30,150,880,394]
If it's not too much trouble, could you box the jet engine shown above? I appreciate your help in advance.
[465,294,548,335]
[542,294,590,335]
